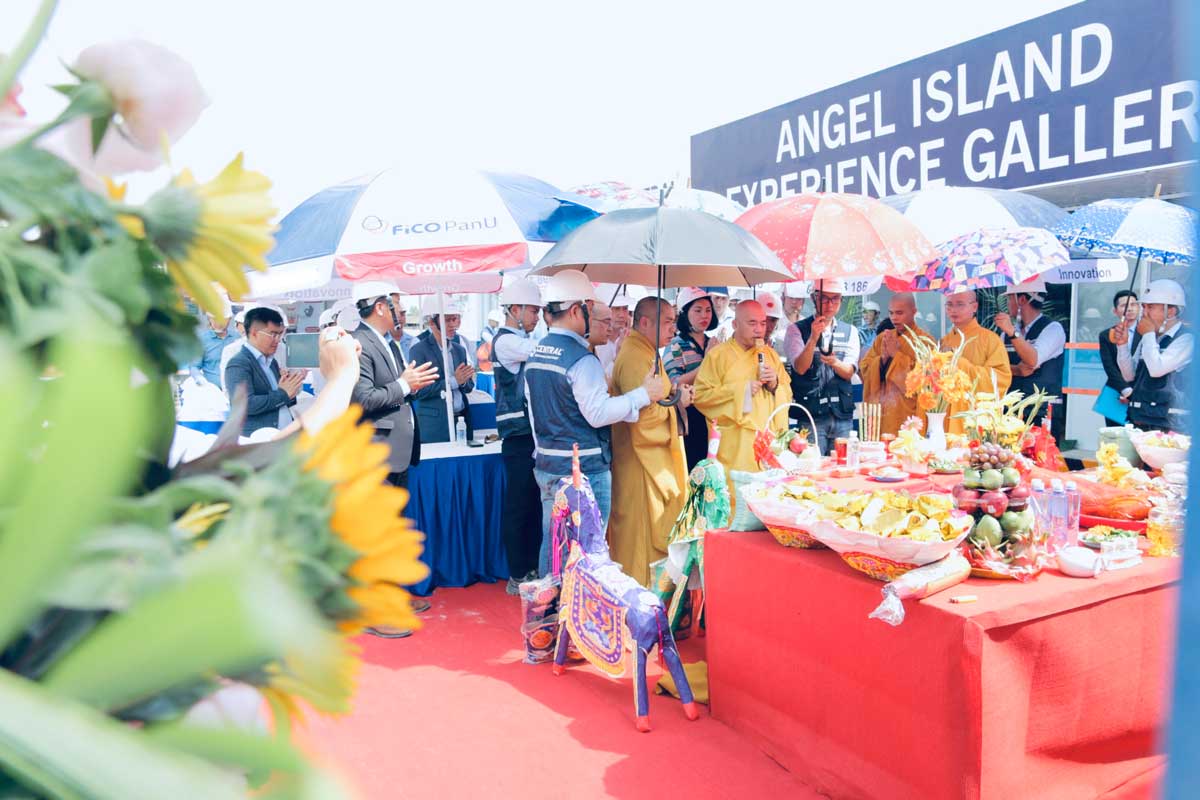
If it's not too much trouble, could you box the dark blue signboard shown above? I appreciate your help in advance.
[691,0,1196,204]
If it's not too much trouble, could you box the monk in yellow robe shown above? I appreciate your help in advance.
[693,300,793,503]
[860,292,935,437]
[939,289,1012,434]
[609,298,690,585]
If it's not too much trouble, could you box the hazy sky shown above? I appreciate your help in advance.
[11,0,1079,216]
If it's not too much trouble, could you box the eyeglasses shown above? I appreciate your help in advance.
[256,329,285,340]
[593,318,613,326]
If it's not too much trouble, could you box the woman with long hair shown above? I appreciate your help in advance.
[664,287,717,469]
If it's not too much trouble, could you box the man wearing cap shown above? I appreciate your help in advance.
[219,308,251,390]
[861,293,936,437]
[524,269,668,576]
[491,278,545,592]
[859,300,881,350]
[609,297,691,586]
[756,290,786,361]
[1099,291,1140,427]
[704,287,733,343]
[409,296,476,444]
[784,281,860,454]
[1115,279,1192,432]
[994,278,1066,439]
[941,289,1011,434]
[694,300,793,501]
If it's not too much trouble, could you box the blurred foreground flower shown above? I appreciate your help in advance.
[142,153,276,318]
[66,38,209,174]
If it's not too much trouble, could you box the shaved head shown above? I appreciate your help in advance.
[633,296,670,325]
[733,300,767,347]
[945,289,979,329]
[888,292,918,331]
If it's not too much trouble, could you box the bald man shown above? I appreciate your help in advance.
[940,290,1011,434]
[693,300,793,505]
[860,293,935,436]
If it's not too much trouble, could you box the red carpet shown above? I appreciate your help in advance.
[300,582,821,799]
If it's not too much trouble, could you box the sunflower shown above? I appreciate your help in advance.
[140,153,276,318]
[294,406,429,636]
[261,636,361,727]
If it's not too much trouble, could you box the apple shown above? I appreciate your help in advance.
[979,490,1009,516]
[953,486,981,514]
[1007,485,1031,511]
[789,436,806,454]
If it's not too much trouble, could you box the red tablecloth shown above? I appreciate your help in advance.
[705,530,1178,800]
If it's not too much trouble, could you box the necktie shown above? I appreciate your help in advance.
[388,340,404,377]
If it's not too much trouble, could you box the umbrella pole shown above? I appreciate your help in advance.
[436,288,456,443]
[655,264,678,407]
[1122,247,1144,319]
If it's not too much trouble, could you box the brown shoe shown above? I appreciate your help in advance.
[366,626,413,638]
[411,598,431,613]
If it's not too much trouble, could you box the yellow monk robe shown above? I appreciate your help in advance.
[608,330,688,586]
[692,337,793,505]
[939,319,1012,434]
[860,324,935,437]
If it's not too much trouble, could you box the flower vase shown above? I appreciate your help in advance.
[925,412,948,455]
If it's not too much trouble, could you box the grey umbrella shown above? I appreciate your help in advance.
[531,206,791,287]
[531,206,791,404]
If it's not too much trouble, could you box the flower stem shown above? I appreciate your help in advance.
[0,0,58,103]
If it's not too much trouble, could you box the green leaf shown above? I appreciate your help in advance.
[42,543,339,714]
[90,114,110,155]
[0,331,149,648]
[78,239,153,323]
[0,669,245,800]
[141,722,308,783]
[48,524,179,611]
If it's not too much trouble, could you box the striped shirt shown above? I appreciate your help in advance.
[664,334,707,380]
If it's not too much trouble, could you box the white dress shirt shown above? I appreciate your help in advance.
[1018,313,1066,368]
[1117,320,1194,382]
[493,325,537,373]
[523,328,649,450]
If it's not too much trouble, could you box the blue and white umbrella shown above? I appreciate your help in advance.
[880,185,1067,245]
[1052,197,1199,265]
[247,167,601,300]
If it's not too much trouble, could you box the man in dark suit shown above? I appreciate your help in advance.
[1099,290,1140,427]
[409,296,477,444]
[224,307,304,436]
[351,281,439,639]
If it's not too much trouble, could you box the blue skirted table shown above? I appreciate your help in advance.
[405,440,508,595]
[475,371,495,397]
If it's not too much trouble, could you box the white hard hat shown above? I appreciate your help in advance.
[676,287,711,311]
[1083,307,1102,320]
[811,279,847,295]
[421,294,465,318]
[352,280,402,308]
[862,300,881,312]
[1004,276,1047,300]
[610,292,639,309]
[703,286,729,297]
[234,307,249,325]
[499,277,543,307]
[543,269,597,306]
[1141,278,1186,308]
[487,309,504,324]
[318,307,338,328]
[782,281,810,299]
[757,291,783,319]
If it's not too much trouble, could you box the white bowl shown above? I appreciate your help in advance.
[1130,437,1189,470]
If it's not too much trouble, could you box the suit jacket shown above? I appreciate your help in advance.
[1099,326,1141,392]
[224,346,297,436]
[409,330,475,444]
[351,327,421,473]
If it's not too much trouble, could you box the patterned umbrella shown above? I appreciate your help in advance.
[1052,197,1198,264]
[888,227,1070,294]
[880,186,1067,246]
[734,193,938,283]
[570,181,747,221]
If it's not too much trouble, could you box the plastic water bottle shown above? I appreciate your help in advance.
[1064,480,1082,547]
[1029,479,1048,532]
[456,416,467,444]
[846,430,860,469]
[1048,479,1069,553]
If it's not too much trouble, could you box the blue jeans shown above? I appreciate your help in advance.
[534,467,612,576]
[813,415,854,456]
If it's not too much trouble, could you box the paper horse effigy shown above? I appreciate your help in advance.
[654,428,729,632]
[550,446,700,733]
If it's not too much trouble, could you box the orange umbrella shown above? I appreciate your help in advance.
[735,193,938,284]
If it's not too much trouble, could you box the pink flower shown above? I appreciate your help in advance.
[66,39,209,174]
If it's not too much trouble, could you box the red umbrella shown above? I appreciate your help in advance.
[735,193,938,285]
